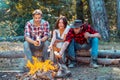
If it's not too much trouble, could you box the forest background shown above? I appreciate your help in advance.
[0,0,119,42]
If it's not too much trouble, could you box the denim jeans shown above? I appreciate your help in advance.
[67,38,99,59]
[24,41,49,62]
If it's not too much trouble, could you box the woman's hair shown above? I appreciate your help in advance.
[32,9,42,16]
[55,16,68,29]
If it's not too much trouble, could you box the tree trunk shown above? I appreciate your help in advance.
[76,0,84,22]
[77,57,120,65]
[117,0,120,30]
[77,50,120,58]
[89,0,110,41]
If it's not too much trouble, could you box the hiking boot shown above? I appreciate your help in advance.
[68,60,76,68]
[68,63,75,68]
[90,62,99,68]
[56,70,63,77]
[90,58,99,68]
[61,64,71,75]
[63,69,71,77]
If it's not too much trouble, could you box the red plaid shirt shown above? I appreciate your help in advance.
[65,24,98,44]
[24,19,49,40]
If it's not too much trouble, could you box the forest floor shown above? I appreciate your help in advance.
[0,41,120,80]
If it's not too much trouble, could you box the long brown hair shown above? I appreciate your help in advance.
[55,16,68,29]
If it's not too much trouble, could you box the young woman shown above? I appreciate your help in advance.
[49,16,70,60]
[48,16,71,76]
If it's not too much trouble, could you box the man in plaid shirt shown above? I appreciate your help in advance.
[57,20,101,68]
[24,9,50,62]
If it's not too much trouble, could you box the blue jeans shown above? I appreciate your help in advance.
[67,38,99,60]
[24,41,49,62]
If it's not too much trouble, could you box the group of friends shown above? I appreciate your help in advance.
[24,9,101,71]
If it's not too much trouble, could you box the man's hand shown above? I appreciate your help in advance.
[84,32,101,39]
[33,40,40,46]
[84,32,91,39]
[93,33,101,38]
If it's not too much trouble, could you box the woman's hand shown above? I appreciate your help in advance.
[48,45,53,50]
[54,51,62,59]
[53,39,60,46]
[55,39,61,43]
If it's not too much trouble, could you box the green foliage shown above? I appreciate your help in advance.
[105,0,117,29]
[0,0,119,41]
[0,0,76,36]
[0,21,19,37]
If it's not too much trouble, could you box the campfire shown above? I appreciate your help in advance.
[18,57,58,80]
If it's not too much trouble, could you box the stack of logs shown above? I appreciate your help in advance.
[76,50,120,65]
[1,50,120,66]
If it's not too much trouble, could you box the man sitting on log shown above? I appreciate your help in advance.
[24,9,50,63]
[56,19,101,68]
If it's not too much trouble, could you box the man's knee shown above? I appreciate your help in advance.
[24,41,30,49]
[44,41,50,48]
[92,37,99,43]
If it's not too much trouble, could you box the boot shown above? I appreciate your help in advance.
[68,60,76,68]
[67,55,76,68]
[90,58,99,68]
[56,63,71,77]
[61,64,71,75]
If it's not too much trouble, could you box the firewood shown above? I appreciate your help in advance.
[1,50,120,58]
[77,50,120,58]
[0,51,24,58]
[77,57,120,65]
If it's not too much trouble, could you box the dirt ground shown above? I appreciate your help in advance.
[1,65,120,80]
[0,41,120,80]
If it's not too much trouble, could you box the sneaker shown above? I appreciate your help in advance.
[56,69,71,78]
[61,64,68,70]
[68,63,75,68]
[61,64,71,75]
[56,70,63,77]
[90,62,99,68]
[64,70,71,76]
[90,58,99,68]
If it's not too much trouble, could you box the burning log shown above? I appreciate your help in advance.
[77,50,120,58]
[17,57,59,80]
[17,56,72,80]
[77,57,120,65]
[36,70,55,80]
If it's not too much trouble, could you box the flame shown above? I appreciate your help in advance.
[26,57,57,75]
